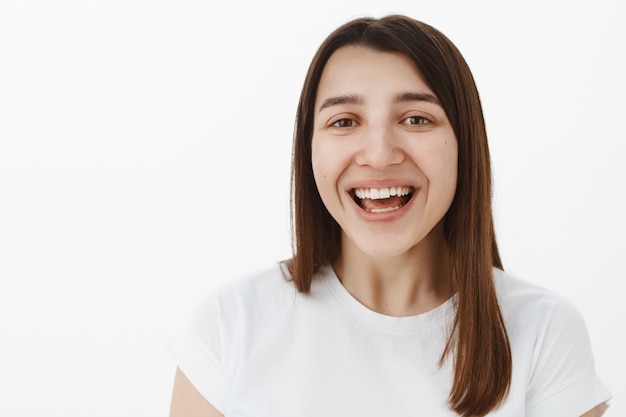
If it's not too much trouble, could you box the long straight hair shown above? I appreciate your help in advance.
[289,15,511,416]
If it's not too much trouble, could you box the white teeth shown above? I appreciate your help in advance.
[370,206,402,213]
[354,186,413,200]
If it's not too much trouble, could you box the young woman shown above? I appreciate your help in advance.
[169,15,611,417]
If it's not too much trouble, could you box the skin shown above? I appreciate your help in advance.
[169,44,607,417]
[170,368,223,417]
[311,46,458,316]
[581,404,608,417]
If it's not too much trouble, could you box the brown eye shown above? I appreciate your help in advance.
[332,118,357,128]
[402,116,430,125]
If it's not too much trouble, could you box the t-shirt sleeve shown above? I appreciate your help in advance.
[168,290,229,413]
[525,297,611,417]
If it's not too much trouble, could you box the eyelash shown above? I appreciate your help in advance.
[331,118,357,128]
[402,115,431,125]
[330,115,432,128]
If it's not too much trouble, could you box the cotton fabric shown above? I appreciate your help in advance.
[169,263,611,416]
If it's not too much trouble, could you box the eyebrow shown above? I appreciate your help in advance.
[318,94,363,112]
[394,91,441,105]
[318,91,441,113]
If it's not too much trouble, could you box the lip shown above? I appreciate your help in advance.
[346,178,418,190]
[345,185,419,222]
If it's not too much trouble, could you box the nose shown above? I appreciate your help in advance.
[354,125,404,169]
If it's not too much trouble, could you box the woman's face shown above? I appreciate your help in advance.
[311,46,458,259]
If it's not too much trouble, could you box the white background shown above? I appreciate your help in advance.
[1,0,624,416]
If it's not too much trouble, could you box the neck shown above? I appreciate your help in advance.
[332,224,454,317]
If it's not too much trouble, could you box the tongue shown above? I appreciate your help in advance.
[361,196,406,211]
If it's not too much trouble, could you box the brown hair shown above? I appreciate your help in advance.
[289,15,511,416]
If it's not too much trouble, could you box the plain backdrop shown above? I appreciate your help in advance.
[0,0,624,416]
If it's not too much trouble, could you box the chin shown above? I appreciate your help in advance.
[354,239,418,259]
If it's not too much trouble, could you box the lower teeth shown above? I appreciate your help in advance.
[369,206,401,213]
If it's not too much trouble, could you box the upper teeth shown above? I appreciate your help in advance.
[354,186,413,200]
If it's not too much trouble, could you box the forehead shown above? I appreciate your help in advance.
[316,46,434,99]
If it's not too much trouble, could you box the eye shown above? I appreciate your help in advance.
[402,115,431,125]
[331,118,357,128]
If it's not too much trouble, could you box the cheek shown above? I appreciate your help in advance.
[419,136,457,169]
[417,139,458,197]
[311,137,346,183]
[311,138,326,183]
[311,137,354,214]
[443,143,459,187]
[311,138,336,200]
[440,143,459,203]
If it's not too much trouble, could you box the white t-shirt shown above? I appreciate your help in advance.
[169,263,611,416]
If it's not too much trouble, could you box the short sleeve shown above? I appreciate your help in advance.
[168,291,229,413]
[525,297,611,417]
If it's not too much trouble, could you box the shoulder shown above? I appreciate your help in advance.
[492,267,584,328]
[215,262,294,297]
[193,261,298,319]
[180,262,301,369]
[493,267,561,305]
[493,269,601,389]
[492,267,596,374]
[493,269,612,416]
[169,263,299,413]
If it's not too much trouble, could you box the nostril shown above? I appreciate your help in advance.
[355,146,404,169]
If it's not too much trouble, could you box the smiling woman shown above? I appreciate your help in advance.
[168,14,612,417]
[312,46,458,260]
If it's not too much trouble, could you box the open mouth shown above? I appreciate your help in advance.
[350,186,415,213]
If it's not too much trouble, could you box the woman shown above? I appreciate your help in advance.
[169,15,611,416]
